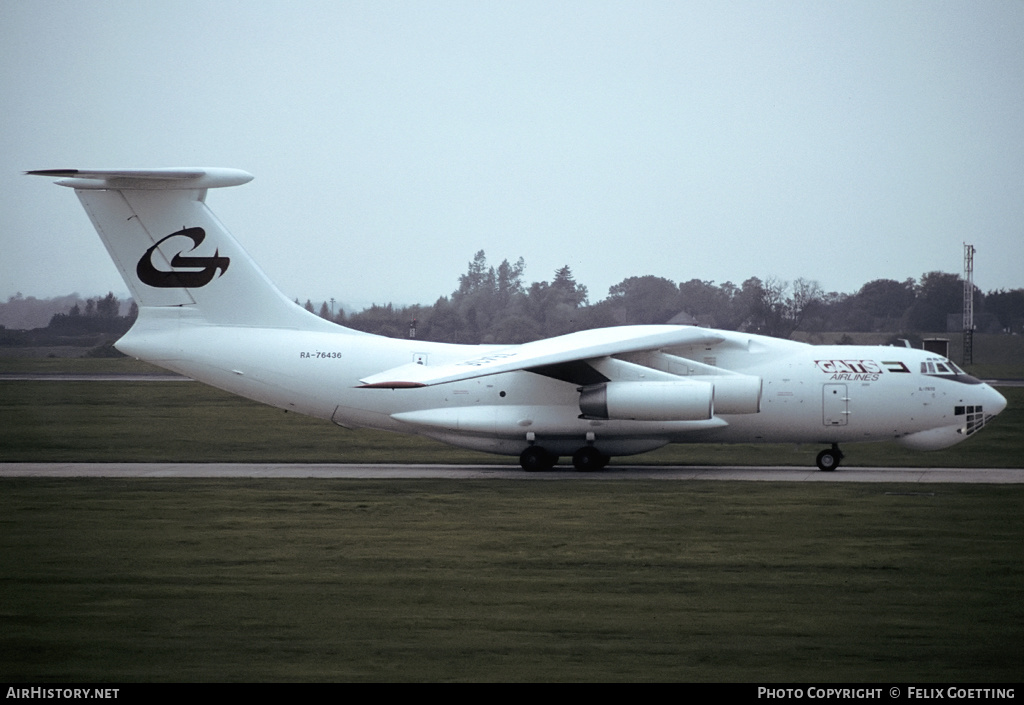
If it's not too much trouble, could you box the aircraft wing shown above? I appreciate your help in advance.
[359,325,724,388]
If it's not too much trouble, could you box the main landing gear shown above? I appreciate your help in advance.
[571,446,610,471]
[519,445,558,472]
[519,444,610,472]
[815,444,844,472]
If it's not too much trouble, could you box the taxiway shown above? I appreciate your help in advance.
[1,463,1021,482]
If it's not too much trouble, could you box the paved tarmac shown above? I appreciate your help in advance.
[1,463,1021,482]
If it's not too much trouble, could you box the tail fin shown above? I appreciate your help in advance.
[27,168,333,330]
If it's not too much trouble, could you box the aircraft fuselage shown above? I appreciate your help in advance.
[117,314,1005,459]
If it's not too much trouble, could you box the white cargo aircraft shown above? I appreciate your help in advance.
[28,168,1007,471]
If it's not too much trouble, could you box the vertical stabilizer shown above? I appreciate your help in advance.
[27,168,336,331]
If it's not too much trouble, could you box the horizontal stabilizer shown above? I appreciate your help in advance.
[26,168,253,190]
[360,325,724,388]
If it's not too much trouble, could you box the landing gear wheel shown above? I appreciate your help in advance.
[520,446,557,472]
[572,446,609,472]
[815,445,843,472]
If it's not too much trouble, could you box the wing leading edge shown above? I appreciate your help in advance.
[358,325,724,388]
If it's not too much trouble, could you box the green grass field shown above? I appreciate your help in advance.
[2,366,1022,682]
[2,479,1022,682]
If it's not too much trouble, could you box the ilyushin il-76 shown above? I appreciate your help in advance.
[28,168,1007,471]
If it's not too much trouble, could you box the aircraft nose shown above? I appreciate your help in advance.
[987,385,1007,417]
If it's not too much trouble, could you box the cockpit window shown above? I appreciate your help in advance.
[922,358,968,376]
[919,357,981,384]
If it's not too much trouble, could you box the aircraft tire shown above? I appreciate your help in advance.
[520,446,558,472]
[815,447,841,472]
[572,446,609,472]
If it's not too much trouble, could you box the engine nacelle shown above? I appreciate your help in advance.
[579,381,714,421]
[701,375,762,415]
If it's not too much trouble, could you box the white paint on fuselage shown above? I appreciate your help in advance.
[118,316,1006,457]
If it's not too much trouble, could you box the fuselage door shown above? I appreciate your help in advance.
[823,384,849,426]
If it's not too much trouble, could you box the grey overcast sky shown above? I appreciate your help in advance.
[3,1,1023,312]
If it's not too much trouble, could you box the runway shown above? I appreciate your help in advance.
[2,463,1022,482]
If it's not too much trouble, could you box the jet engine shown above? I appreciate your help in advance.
[578,375,762,421]
[702,375,762,415]
[579,381,714,421]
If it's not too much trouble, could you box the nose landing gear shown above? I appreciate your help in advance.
[816,444,844,472]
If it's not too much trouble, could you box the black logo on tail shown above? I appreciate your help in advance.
[137,227,230,288]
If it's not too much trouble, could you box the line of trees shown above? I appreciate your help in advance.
[0,292,139,352]
[4,257,1021,346]
[45,292,138,336]
[307,252,1024,343]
